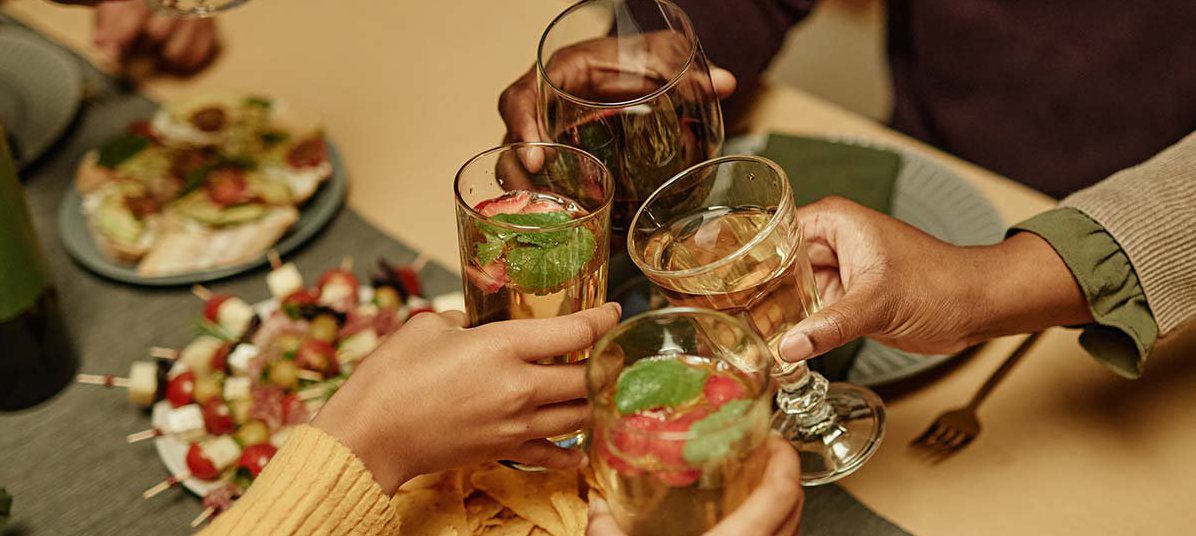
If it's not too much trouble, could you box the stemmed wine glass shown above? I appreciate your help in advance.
[536,0,723,235]
[628,155,886,485]
[146,0,249,18]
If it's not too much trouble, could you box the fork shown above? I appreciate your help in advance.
[910,331,1044,454]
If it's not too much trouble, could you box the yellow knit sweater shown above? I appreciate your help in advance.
[201,426,400,534]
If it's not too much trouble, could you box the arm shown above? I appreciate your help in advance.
[202,304,621,534]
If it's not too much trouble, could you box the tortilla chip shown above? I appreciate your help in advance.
[401,471,453,491]
[393,488,469,535]
[529,529,552,536]
[481,516,536,536]
[466,494,505,534]
[550,493,588,535]
[471,467,578,536]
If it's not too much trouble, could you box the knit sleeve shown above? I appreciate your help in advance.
[200,425,400,535]
[1011,208,1158,378]
[1060,131,1196,336]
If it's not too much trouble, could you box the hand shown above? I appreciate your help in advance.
[586,435,803,536]
[778,197,1093,362]
[497,32,736,169]
[93,0,218,73]
[312,303,622,494]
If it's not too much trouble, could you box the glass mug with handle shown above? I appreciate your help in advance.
[587,307,773,535]
[628,155,886,485]
[454,142,614,464]
[536,0,724,235]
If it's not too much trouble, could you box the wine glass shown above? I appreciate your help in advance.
[536,0,723,235]
[587,307,773,535]
[628,155,886,485]
[146,0,250,18]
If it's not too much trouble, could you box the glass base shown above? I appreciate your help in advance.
[771,382,886,486]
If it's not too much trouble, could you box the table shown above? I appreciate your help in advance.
[4,1,1196,535]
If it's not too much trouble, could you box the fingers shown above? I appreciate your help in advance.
[94,0,150,61]
[143,14,177,44]
[529,363,588,405]
[506,439,584,471]
[524,400,590,438]
[481,302,621,362]
[163,19,216,72]
[779,286,886,362]
[709,67,737,99]
[708,435,803,536]
[805,240,837,268]
[498,68,546,171]
[586,498,627,536]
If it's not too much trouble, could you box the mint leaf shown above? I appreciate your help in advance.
[614,359,709,415]
[478,211,572,244]
[503,226,595,293]
[475,234,505,265]
[244,96,273,109]
[195,318,235,341]
[97,134,149,169]
[490,211,572,227]
[682,399,753,465]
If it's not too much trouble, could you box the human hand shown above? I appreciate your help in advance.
[778,197,1092,363]
[93,0,218,73]
[498,32,736,169]
[311,303,622,494]
[586,435,803,536]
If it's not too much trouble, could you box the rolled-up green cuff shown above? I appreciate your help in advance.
[1010,208,1157,378]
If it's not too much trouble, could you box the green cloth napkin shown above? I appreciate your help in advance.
[759,134,902,381]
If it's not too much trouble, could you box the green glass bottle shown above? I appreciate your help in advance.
[0,130,76,410]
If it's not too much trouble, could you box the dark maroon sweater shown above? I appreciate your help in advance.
[675,0,1196,198]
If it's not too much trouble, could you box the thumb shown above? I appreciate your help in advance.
[710,67,736,99]
[778,290,885,363]
[586,498,627,536]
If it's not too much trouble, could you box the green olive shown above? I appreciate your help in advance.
[268,359,299,390]
[192,375,223,405]
[309,314,339,343]
[274,333,303,355]
[374,286,401,310]
[235,420,271,446]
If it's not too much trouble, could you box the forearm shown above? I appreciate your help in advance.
[966,232,1094,341]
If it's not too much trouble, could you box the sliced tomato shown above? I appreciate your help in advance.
[203,295,232,323]
[202,398,236,435]
[186,442,221,480]
[237,443,278,478]
[165,371,196,408]
[286,136,328,168]
[206,168,252,206]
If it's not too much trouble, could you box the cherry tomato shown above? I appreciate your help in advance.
[186,442,221,480]
[316,269,359,304]
[238,443,278,478]
[210,344,231,373]
[203,295,232,323]
[281,289,317,319]
[202,398,236,435]
[286,136,327,168]
[165,371,196,408]
[396,267,422,298]
[296,340,339,376]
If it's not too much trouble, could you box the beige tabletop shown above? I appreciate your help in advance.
[7,1,1196,534]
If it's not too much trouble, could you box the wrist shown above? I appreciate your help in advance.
[312,388,413,494]
[966,232,1093,340]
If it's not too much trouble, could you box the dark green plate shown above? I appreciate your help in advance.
[57,142,347,286]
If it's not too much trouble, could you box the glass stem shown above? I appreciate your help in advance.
[774,360,836,435]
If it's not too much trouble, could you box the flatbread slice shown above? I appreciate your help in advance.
[136,206,298,276]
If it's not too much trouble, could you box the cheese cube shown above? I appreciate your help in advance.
[217,297,256,339]
[432,292,465,313]
[318,281,355,306]
[180,336,223,377]
[223,377,252,402]
[266,263,304,299]
[127,361,160,407]
[227,344,260,377]
[164,404,206,441]
[201,436,242,472]
[337,329,380,364]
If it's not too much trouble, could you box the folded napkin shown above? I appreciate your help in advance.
[759,134,902,381]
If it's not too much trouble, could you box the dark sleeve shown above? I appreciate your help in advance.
[1010,208,1158,378]
[672,0,816,84]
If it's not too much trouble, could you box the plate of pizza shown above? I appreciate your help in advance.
[58,92,346,286]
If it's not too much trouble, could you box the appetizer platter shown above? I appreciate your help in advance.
[77,254,464,527]
[58,92,347,286]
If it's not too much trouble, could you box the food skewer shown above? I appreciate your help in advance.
[192,284,214,302]
[76,374,131,388]
[149,346,179,360]
[76,360,169,406]
[191,507,217,528]
[126,428,164,443]
[267,249,282,270]
[143,471,190,499]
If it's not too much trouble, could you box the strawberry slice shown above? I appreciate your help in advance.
[703,374,746,410]
[465,261,507,294]
[656,469,701,487]
[595,429,643,477]
[521,197,567,214]
[474,191,531,217]
[612,414,663,458]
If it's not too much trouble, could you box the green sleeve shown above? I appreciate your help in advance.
[1010,208,1158,378]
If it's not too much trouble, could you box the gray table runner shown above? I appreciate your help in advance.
[0,16,909,536]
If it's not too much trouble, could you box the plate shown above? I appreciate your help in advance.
[612,134,1006,387]
[0,28,83,169]
[57,141,347,286]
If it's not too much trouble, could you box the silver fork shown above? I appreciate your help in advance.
[910,331,1044,454]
